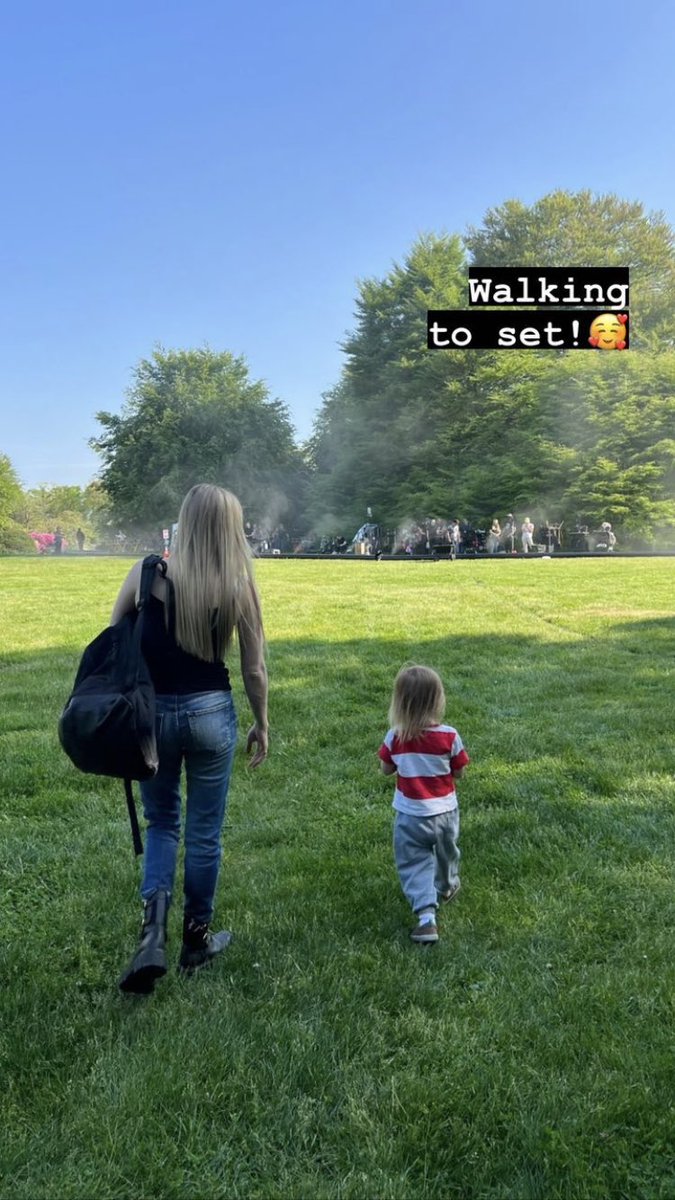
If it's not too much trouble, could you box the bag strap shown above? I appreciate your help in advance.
[157,558,177,637]
[138,554,164,608]
[122,556,164,853]
[123,555,164,690]
[144,555,177,634]
[124,778,144,856]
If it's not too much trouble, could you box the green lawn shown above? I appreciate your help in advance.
[1,556,674,1200]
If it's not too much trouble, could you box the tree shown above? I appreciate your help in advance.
[463,191,675,533]
[0,454,22,523]
[542,352,675,535]
[92,348,308,530]
[464,190,675,350]
[306,234,466,531]
[0,454,34,553]
[18,482,112,549]
[306,193,675,543]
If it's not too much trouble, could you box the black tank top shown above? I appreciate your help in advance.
[141,595,231,695]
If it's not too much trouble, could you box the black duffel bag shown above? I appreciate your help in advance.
[59,554,167,855]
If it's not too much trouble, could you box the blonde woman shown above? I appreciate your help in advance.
[379,665,469,944]
[113,484,268,994]
[487,518,501,554]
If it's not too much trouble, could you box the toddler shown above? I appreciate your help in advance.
[379,665,470,943]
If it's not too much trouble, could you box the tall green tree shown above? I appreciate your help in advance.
[465,190,675,350]
[306,234,466,530]
[92,348,307,530]
[0,454,33,553]
[0,454,22,524]
[542,352,675,535]
[460,190,675,531]
[307,193,675,542]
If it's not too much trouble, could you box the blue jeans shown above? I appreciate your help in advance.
[139,692,237,924]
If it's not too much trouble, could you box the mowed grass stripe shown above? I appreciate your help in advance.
[0,557,674,1200]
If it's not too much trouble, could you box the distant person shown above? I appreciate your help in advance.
[502,514,516,553]
[572,521,590,552]
[112,484,268,994]
[600,521,617,552]
[521,517,535,554]
[459,519,472,553]
[76,528,85,552]
[379,665,470,944]
[53,528,63,555]
[487,519,501,554]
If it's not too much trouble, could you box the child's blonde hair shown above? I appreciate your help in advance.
[388,664,445,742]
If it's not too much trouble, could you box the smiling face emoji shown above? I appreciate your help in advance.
[589,313,627,350]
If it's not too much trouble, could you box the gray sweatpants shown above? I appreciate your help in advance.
[393,809,460,915]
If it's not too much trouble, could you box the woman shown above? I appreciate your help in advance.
[113,484,268,994]
[521,516,535,554]
[487,518,501,554]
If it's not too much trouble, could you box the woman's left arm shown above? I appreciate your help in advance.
[110,561,143,624]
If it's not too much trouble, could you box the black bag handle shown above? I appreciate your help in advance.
[125,779,144,857]
[124,554,165,856]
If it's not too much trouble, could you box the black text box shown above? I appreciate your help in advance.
[427,309,630,350]
[467,267,629,308]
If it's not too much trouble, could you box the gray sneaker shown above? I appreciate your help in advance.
[439,881,461,904]
[410,920,439,944]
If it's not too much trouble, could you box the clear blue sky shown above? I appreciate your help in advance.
[2,0,673,489]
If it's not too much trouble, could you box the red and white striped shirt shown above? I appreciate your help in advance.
[378,724,470,816]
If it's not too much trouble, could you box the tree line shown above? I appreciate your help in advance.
[2,190,674,553]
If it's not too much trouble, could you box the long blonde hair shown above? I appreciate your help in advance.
[388,664,445,742]
[168,484,262,661]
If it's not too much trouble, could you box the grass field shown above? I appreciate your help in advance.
[1,556,674,1200]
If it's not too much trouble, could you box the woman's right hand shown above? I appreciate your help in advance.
[246,724,269,768]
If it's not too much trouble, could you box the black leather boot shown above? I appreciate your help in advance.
[178,915,232,974]
[118,889,170,994]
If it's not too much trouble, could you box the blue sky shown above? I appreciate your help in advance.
[2,0,673,489]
